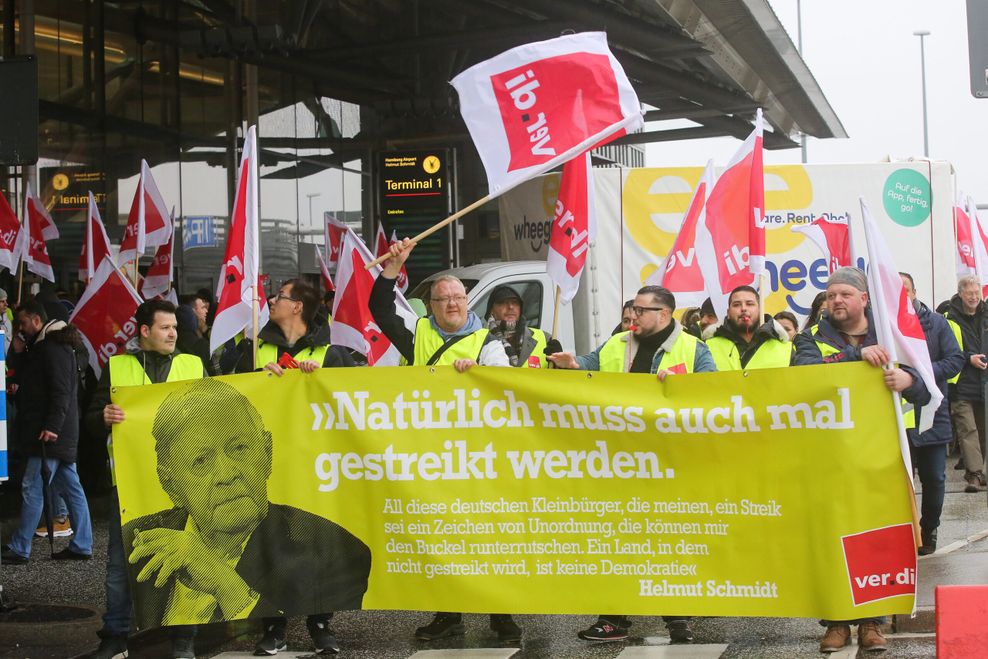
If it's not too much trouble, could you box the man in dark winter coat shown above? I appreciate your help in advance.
[1,300,93,563]
[943,274,988,492]
[900,273,964,555]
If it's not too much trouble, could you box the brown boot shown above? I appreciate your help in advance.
[819,624,850,652]
[858,622,888,652]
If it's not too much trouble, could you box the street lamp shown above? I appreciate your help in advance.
[306,192,321,227]
[913,30,930,158]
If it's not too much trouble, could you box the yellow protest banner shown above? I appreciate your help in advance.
[112,361,916,629]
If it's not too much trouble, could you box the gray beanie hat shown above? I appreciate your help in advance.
[827,266,868,292]
[0,288,7,301]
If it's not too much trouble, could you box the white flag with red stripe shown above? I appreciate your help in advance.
[324,213,348,267]
[316,247,335,293]
[15,183,55,282]
[547,151,596,304]
[390,231,409,293]
[119,159,172,263]
[696,110,765,316]
[373,224,408,293]
[140,209,175,299]
[955,194,988,296]
[79,192,116,282]
[69,256,143,377]
[647,160,713,307]
[452,32,643,196]
[0,190,20,272]
[791,214,851,275]
[860,197,941,440]
[211,126,268,353]
[331,229,416,366]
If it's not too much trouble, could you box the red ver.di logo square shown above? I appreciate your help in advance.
[841,523,916,606]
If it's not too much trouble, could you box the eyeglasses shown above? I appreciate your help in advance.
[431,295,468,304]
[272,293,299,303]
[630,305,669,316]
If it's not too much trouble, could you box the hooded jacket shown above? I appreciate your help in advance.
[702,317,790,370]
[943,294,988,402]
[907,301,964,446]
[10,320,84,462]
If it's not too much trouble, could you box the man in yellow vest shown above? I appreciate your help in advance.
[370,238,509,371]
[232,278,355,655]
[792,267,931,654]
[548,285,716,644]
[703,285,791,371]
[484,285,559,368]
[82,299,204,659]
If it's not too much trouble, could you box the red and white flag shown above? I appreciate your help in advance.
[697,109,765,316]
[791,214,851,275]
[324,213,348,267]
[451,32,643,196]
[331,229,416,366]
[647,160,714,308]
[69,256,143,377]
[860,197,941,443]
[316,247,335,293]
[79,192,116,282]
[0,190,20,272]
[119,159,172,263]
[373,224,408,293]
[390,231,409,293]
[140,209,175,299]
[955,194,988,296]
[547,151,596,304]
[211,126,268,353]
[14,183,55,282]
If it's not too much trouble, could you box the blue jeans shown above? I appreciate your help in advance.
[101,488,131,637]
[910,442,947,534]
[8,457,93,558]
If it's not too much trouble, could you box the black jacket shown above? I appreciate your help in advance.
[703,317,788,369]
[10,321,84,462]
[943,294,988,401]
[907,302,964,446]
[232,321,354,373]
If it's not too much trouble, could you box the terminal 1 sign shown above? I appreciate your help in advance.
[378,151,450,219]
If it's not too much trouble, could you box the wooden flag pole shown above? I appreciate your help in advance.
[16,261,24,306]
[365,193,492,270]
[550,286,562,341]
[132,259,139,290]
[251,283,260,370]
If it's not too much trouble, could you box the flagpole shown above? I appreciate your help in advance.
[251,284,260,370]
[132,259,139,290]
[550,286,561,341]
[365,193,492,270]
[16,261,24,306]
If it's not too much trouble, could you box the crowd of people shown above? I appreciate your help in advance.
[0,234,981,657]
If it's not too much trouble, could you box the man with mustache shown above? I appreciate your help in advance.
[703,285,791,370]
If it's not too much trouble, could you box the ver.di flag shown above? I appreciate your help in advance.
[141,209,175,299]
[373,224,408,294]
[955,194,988,296]
[324,213,348,267]
[14,182,55,282]
[80,192,116,282]
[791,214,851,275]
[211,126,268,353]
[646,160,713,308]
[451,32,643,196]
[547,151,595,304]
[696,109,765,316]
[391,230,409,293]
[859,197,941,441]
[0,190,20,272]
[119,159,172,263]
[316,247,335,293]
[70,256,143,377]
[331,229,416,366]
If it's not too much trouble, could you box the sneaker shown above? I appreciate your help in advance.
[819,624,851,652]
[52,547,92,561]
[415,613,465,641]
[490,614,522,642]
[577,619,628,641]
[1,545,28,565]
[170,636,195,659]
[857,622,888,652]
[918,529,937,556]
[253,624,287,656]
[36,516,74,538]
[667,619,694,644]
[307,619,340,655]
[87,635,128,659]
[965,474,981,493]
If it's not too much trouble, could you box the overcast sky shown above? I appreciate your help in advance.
[646,0,987,204]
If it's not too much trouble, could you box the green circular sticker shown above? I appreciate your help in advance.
[882,169,931,226]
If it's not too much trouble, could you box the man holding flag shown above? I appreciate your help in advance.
[792,267,930,653]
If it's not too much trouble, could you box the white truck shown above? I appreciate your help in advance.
[409,160,959,355]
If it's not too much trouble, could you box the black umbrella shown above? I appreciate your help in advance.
[38,443,56,558]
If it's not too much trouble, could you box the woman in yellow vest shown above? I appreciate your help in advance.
[703,286,791,371]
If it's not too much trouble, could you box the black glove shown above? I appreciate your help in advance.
[543,338,563,356]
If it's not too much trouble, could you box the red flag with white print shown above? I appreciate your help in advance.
[119,159,171,263]
[451,32,642,196]
[956,195,988,297]
[646,160,714,308]
[547,151,595,304]
[324,213,348,267]
[69,257,143,378]
[211,126,268,353]
[331,229,416,366]
[316,247,335,293]
[860,197,941,442]
[697,110,765,316]
[791,213,851,275]
[15,183,55,282]
[79,192,116,282]
[0,190,20,272]
[140,209,175,299]
[390,230,409,293]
